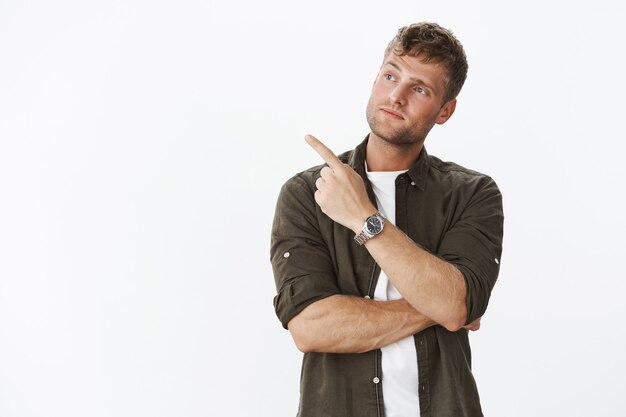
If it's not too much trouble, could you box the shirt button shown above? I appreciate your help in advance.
[364,295,371,299]
[494,258,499,264]
[410,181,416,186]
[283,252,290,258]
[373,377,380,384]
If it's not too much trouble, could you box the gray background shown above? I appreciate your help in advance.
[1,0,625,416]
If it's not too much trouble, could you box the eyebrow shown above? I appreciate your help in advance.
[385,61,435,90]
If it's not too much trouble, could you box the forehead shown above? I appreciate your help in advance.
[382,53,448,93]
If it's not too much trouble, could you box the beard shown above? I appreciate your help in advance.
[365,97,434,147]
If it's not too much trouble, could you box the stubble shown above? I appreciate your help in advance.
[365,97,435,148]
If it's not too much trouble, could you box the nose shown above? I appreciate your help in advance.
[389,84,409,106]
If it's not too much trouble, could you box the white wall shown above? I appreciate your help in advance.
[1,1,625,416]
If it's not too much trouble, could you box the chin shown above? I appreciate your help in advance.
[367,114,416,144]
[380,135,421,147]
[369,125,423,147]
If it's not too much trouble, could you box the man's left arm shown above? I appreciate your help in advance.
[306,135,503,332]
[360,178,503,331]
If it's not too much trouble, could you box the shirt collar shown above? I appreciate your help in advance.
[348,135,430,191]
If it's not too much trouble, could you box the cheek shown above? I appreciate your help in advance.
[371,82,390,100]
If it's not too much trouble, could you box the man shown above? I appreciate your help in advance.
[271,22,504,417]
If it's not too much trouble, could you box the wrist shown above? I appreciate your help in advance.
[351,207,378,234]
[353,210,385,246]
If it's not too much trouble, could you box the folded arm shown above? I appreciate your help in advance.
[288,295,435,353]
[305,135,502,332]
[362,223,468,331]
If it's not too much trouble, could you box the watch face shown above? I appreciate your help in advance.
[366,216,383,234]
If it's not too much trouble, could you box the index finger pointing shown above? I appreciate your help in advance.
[304,134,343,170]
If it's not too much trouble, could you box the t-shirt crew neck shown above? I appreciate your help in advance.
[365,165,420,417]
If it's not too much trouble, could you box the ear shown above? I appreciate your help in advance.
[435,98,457,125]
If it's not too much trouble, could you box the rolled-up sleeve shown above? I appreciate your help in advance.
[438,176,504,325]
[270,173,340,329]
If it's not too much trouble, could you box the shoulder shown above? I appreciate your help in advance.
[427,154,500,193]
[280,164,322,197]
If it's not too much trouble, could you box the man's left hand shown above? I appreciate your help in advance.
[305,134,377,233]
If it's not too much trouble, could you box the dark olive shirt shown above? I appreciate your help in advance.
[271,137,504,417]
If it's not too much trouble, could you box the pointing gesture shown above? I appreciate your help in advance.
[304,134,344,171]
[304,134,377,233]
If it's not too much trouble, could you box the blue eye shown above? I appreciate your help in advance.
[385,74,393,81]
[416,87,426,95]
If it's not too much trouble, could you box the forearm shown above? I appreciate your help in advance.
[363,222,467,331]
[302,136,476,332]
[288,294,435,353]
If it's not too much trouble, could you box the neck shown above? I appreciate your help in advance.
[365,133,424,172]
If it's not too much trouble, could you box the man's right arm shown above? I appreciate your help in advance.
[272,173,431,353]
[271,173,479,355]
[288,295,435,353]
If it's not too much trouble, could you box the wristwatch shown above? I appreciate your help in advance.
[354,211,385,245]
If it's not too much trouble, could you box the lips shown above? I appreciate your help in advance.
[380,107,404,120]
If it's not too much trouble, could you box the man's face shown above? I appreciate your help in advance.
[366,53,456,146]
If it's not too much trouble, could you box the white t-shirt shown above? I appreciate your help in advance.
[367,167,420,417]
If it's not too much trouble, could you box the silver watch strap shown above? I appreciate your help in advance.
[353,212,384,246]
[354,230,371,245]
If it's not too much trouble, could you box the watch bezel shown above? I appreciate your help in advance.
[366,215,383,234]
[354,211,385,245]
